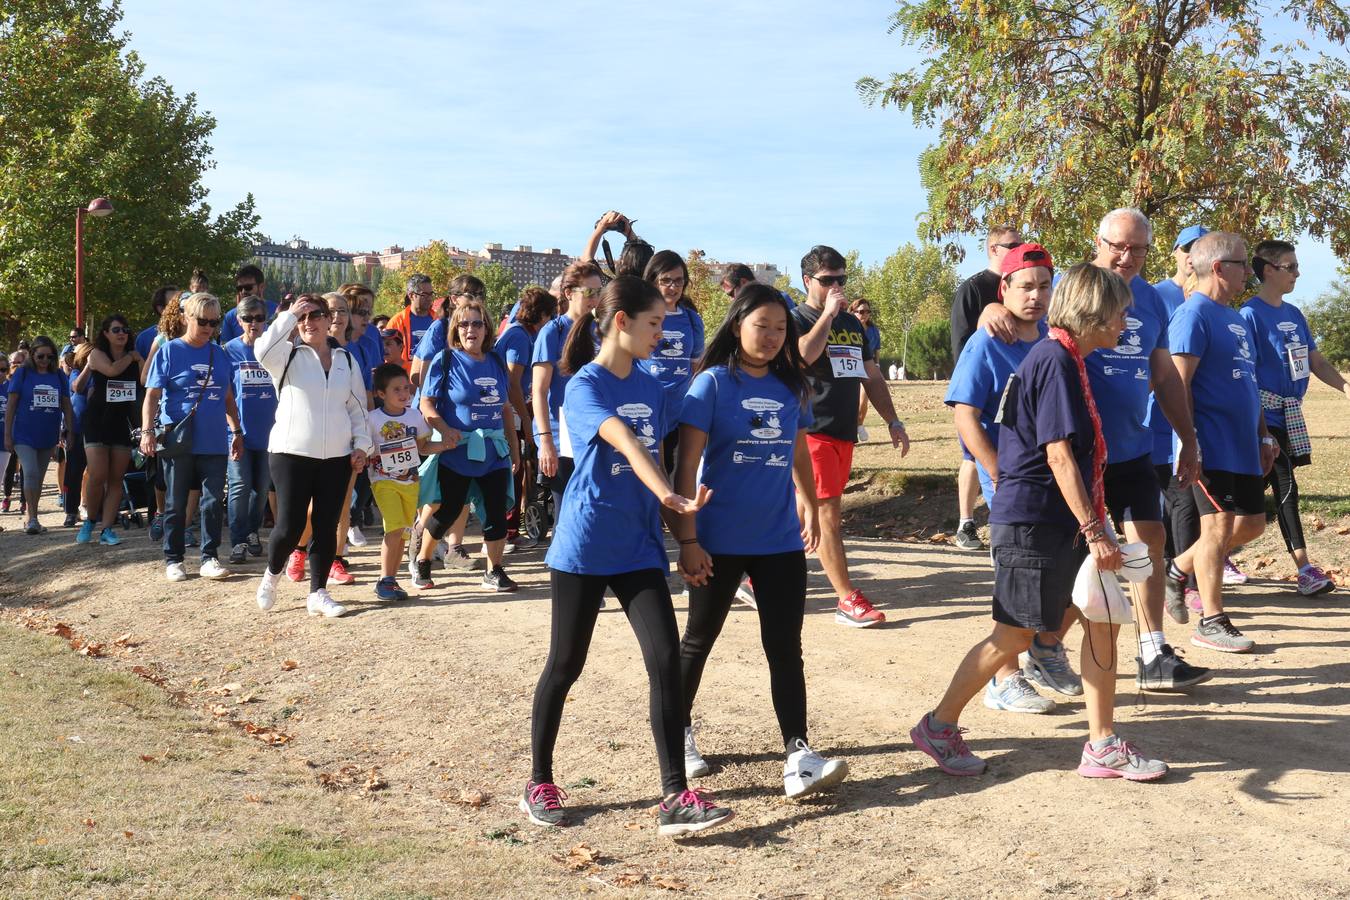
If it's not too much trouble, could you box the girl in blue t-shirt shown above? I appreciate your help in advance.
[414,300,521,592]
[639,250,706,474]
[4,335,75,534]
[674,282,849,800]
[522,276,734,838]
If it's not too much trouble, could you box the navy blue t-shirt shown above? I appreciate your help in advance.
[989,340,1097,529]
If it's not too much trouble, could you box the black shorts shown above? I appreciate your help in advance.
[1193,469,1265,517]
[82,416,135,449]
[1104,453,1162,524]
[989,523,1087,632]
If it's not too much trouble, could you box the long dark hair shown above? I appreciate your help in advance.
[697,282,809,405]
[93,314,131,359]
[643,250,697,313]
[560,276,662,375]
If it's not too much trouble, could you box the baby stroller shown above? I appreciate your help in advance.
[520,448,554,545]
[118,450,152,529]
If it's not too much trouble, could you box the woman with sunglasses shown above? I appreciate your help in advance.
[413,300,520,592]
[640,251,705,475]
[223,296,277,564]
[6,336,76,534]
[141,293,241,581]
[70,315,142,545]
[142,292,190,543]
[254,294,372,618]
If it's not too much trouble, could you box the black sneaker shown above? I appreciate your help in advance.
[445,544,478,569]
[519,781,568,827]
[953,521,984,551]
[1136,644,1213,691]
[413,559,435,590]
[62,511,79,528]
[657,788,735,837]
[246,531,264,557]
[229,543,248,565]
[482,565,519,593]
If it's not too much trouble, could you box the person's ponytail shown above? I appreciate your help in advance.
[559,311,598,376]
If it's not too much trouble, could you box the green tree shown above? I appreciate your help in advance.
[772,274,806,306]
[686,250,728,331]
[859,242,957,366]
[859,1,1350,270]
[905,320,955,380]
[0,0,259,341]
[470,261,517,322]
[1306,274,1350,366]
[373,241,466,317]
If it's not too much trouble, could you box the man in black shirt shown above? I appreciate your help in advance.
[949,226,1022,551]
[792,245,910,628]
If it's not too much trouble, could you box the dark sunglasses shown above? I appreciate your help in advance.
[33,353,54,362]
[239,314,267,324]
[235,283,258,293]
[297,310,330,323]
[351,307,372,317]
[107,326,129,335]
[457,320,486,330]
[196,317,222,328]
[994,241,1024,250]
[810,274,847,287]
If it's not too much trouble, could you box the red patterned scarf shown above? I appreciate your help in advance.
[1048,326,1107,525]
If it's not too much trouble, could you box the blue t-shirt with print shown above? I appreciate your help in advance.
[145,338,233,456]
[681,366,812,556]
[6,367,70,449]
[531,315,589,441]
[1080,274,1167,463]
[945,327,1045,503]
[1169,293,1261,475]
[223,338,277,452]
[637,305,705,430]
[408,313,436,359]
[1240,297,1316,430]
[68,370,87,436]
[989,340,1097,529]
[545,363,668,575]
[864,324,882,357]
[423,349,510,477]
[495,322,537,403]
[220,301,279,344]
[1146,278,1187,464]
[135,324,159,360]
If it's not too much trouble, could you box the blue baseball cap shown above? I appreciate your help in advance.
[1173,225,1209,251]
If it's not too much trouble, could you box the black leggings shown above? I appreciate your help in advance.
[1158,464,1199,588]
[3,451,17,499]
[63,436,87,509]
[1266,425,1305,554]
[680,551,808,749]
[428,464,510,542]
[530,568,686,796]
[267,452,351,592]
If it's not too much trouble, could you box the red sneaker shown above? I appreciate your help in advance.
[329,558,356,585]
[836,590,885,628]
[286,549,307,583]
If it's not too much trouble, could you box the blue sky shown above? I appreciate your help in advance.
[119,0,1342,298]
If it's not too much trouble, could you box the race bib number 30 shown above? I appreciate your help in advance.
[828,345,865,379]
[106,380,137,403]
[379,437,419,473]
[1288,344,1310,382]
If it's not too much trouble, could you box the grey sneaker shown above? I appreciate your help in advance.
[1164,572,1190,624]
[229,543,248,565]
[982,672,1056,713]
[1191,614,1254,653]
[519,781,568,828]
[445,544,478,569]
[1020,641,1083,696]
[910,714,985,776]
[656,788,734,837]
[1077,735,1167,781]
[1136,644,1213,691]
[953,521,984,551]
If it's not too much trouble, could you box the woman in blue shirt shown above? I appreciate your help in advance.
[415,300,521,593]
[674,282,849,800]
[521,276,734,838]
[223,296,278,563]
[640,250,705,473]
[4,335,75,534]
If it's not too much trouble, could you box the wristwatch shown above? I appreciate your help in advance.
[888,420,906,431]
[1261,436,1277,447]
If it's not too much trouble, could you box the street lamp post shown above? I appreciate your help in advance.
[74,197,114,331]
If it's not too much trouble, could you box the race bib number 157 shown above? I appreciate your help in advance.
[828,345,865,379]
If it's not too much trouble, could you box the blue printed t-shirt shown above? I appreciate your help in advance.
[531,314,593,441]
[1240,297,1315,430]
[1169,293,1261,475]
[1079,274,1167,463]
[357,324,383,386]
[423,348,510,477]
[220,300,279,344]
[1146,279,1187,464]
[864,324,882,357]
[6,367,70,449]
[944,327,1045,501]
[413,318,448,362]
[145,338,233,456]
[495,322,537,404]
[135,324,159,360]
[408,313,435,358]
[681,366,812,556]
[989,339,1097,529]
[223,337,277,452]
[68,370,87,436]
[545,363,668,575]
[637,305,705,429]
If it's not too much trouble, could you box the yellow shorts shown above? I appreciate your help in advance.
[371,479,419,534]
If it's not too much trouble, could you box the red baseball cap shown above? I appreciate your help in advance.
[998,243,1054,299]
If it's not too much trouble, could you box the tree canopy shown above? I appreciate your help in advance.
[859,0,1350,269]
[1,0,259,338]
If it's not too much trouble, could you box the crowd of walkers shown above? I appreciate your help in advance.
[3,208,1342,836]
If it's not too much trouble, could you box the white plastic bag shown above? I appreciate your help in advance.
[1072,553,1135,624]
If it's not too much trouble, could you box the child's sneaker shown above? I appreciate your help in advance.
[375,576,408,602]
[657,788,734,837]
[413,559,435,590]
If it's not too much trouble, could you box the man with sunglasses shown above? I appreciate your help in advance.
[220,265,274,343]
[949,227,1023,552]
[792,245,910,628]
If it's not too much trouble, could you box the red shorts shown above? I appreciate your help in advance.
[806,433,854,500]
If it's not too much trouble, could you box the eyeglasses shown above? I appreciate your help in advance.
[413,291,435,299]
[69,333,84,341]
[235,283,258,294]
[809,274,848,287]
[351,307,371,317]
[571,287,601,298]
[297,310,330,323]
[457,320,486,330]
[1218,259,1253,270]
[107,326,129,335]
[656,277,686,289]
[1100,237,1150,259]
[33,353,54,362]
[196,317,221,328]
[239,314,267,324]
[993,241,1024,250]
[454,292,486,301]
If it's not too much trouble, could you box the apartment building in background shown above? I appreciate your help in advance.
[479,243,573,291]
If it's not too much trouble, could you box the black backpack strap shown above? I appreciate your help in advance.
[277,344,302,389]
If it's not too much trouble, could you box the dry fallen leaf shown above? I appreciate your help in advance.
[1337,526,1350,536]
[52,623,74,640]
[555,843,600,872]
[928,533,948,544]
[112,632,137,648]
[363,768,388,793]
[281,660,298,671]
[652,875,689,891]
[613,872,645,887]
[454,789,489,808]
[123,831,134,840]
[244,794,263,803]
[1311,517,1325,531]
[81,818,96,828]
[211,682,243,696]
[210,704,230,717]
[622,821,643,831]
[139,754,156,763]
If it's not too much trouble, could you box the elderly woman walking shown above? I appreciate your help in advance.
[909,263,1169,781]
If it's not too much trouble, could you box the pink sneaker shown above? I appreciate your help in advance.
[836,590,885,628]
[1297,566,1334,596]
[1185,588,1202,612]
[1222,557,1249,585]
[1077,736,1167,781]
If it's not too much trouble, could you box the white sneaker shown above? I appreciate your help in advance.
[347,526,368,548]
[734,579,758,610]
[783,738,849,799]
[256,573,278,612]
[307,588,347,618]
[199,558,231,580]
[684,726,710,778]
[165,562,188,582]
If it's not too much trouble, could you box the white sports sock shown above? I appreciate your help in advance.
[263,568,282,584]
[1139,630,1165,665]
